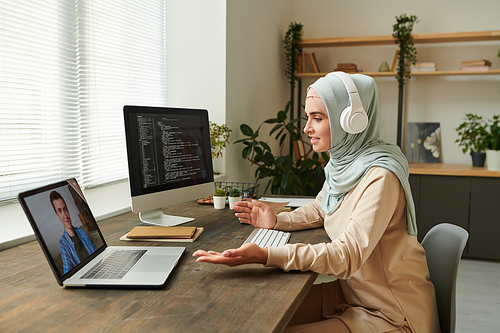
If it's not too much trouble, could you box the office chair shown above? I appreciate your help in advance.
[421,223,469,333]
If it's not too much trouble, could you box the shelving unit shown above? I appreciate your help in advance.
[297,69,500,79]
[297,30,500,78]
[294,29,500,147]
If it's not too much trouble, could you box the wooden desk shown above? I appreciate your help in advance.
[0,201,330,332]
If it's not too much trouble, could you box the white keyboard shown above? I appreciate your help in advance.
[243,228,290,248]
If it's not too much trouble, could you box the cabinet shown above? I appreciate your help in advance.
[297,30,500,78]
[409,163,500,260]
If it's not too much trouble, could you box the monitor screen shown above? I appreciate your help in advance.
[123,105,214,226]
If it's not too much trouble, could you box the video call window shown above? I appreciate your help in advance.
[23,181,104,276]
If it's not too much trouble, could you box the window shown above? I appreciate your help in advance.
[0,0,166,203]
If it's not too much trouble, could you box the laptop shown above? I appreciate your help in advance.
[18,178,185,288]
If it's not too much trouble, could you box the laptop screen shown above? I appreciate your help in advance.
[18,179,106,284]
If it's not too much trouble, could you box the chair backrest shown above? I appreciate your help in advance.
[421,223,469,333]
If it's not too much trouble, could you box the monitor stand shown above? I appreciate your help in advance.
[139,208,194,227]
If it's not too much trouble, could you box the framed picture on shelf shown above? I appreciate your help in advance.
[406,122,441,163]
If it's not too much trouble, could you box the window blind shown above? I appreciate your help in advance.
[0,0,166,203]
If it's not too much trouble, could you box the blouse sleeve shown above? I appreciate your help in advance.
[265,168,404,279]
[273,183,326,232]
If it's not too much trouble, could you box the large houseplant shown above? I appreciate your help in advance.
[235,101,327,195]
[454,113,488,167]
[485,115,500,170]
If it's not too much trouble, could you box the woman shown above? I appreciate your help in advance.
[193,72,440,333]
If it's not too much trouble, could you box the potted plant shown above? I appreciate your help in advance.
[392,14,419,147]
[485,115,500,171]
[235,101,327,195]
[454,113,488,167]
[213,188,226,209]
[210,121,232,159]
[227,187,242,210]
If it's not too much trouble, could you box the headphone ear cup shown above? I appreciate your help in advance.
[339,106,351,132]
[340,107,368,134]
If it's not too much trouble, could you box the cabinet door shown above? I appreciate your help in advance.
[417,175,470,244]
[468,177,500,260]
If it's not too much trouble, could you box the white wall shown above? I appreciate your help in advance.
[165,0,227,173]
[291,0,500,164]
[225,0,292,187]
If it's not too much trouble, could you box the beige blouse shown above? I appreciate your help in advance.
[265,167,440,333]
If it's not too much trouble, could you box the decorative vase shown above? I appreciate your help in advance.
[471,152,486,167]
[486,150,500,171]
[378,61,390,72]
[213,196,226,209]
[228,196,242,210]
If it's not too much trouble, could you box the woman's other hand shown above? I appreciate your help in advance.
[193,243,268,266]
[231,200,277,229]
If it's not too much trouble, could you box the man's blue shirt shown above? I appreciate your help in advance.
[59,227,96,274]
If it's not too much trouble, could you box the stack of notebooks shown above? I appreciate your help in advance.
[334,63,359,73]
[410,62,436,72]
[460,59,491,71]
[121,226,203,243]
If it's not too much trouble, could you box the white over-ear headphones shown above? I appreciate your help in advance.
[327,71,368,134]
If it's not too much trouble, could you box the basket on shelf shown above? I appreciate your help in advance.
[196,182,260,205]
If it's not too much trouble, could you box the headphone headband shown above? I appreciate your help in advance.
[327,72,368,134]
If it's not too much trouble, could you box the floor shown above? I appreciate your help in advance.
[455,259,500,333]
[314,258,500,332]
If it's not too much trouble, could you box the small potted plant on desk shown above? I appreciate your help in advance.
[455,113,488,167]
[227,187,242,210]
[485,115,500,171]
[213,188,226,210]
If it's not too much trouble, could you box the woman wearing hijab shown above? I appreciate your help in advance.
[193,72,440,333]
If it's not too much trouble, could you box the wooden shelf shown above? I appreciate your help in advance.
[409,163,500,178]
[296,69,500,79]
[300,30,500,48]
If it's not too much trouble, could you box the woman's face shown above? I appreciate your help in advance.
[303,97,331,152]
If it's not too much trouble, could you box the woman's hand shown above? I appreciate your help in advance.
[193,243,268,267]
[231,200,277,229]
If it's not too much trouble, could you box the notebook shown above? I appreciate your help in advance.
[17,178,185,288]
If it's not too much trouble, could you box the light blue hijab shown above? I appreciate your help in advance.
[309,73,417,236]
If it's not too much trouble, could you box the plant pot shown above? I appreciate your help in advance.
[486,150,500,171]
[228,196,242,210]
[471,152,486,167]
[213,196,226,209]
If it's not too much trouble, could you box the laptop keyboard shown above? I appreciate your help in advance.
[243,228,290,248]
[81,249,147,280]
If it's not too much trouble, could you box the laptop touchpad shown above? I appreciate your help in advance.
[132,255,177,272]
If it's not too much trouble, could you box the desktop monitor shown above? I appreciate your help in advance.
[123,105,214,226]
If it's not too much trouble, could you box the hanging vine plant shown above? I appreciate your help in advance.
[282,22,304,89]
[392,14,419,85]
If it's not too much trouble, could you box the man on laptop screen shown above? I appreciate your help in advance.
[49,189,98,274]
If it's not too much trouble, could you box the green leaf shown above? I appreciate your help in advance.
[240,124,254,137]
[264,118,281,124]
[279,135,286,147]
[275,128,284,140]
[259,141,271,151]
[270,124,283,135]
[262,151,275,165]
[281,172,293,189]
[277,110,287,122]
[242,145,252,159]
